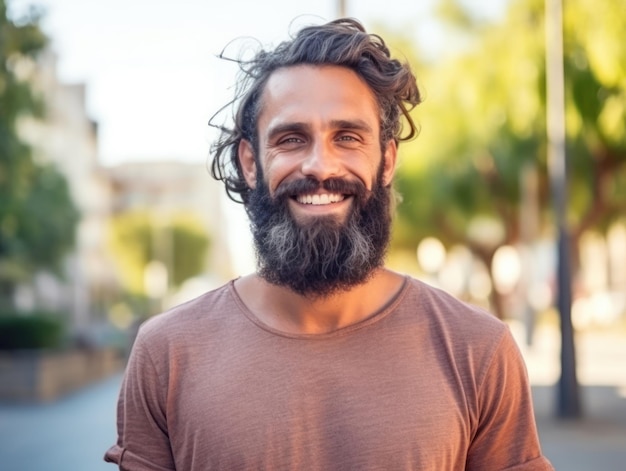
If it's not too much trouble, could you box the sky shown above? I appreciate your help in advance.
[7,0,508,276]
[9,0,507,167]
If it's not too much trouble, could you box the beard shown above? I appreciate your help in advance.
[245,166,392,299]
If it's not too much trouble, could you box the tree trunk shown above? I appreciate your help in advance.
[488,284,506,320]
[468,244,506,319]
[0,280,16,311]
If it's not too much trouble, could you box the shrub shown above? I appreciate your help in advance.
[0,312,66,350]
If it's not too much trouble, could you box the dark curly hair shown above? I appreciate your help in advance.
[209,17,422,204]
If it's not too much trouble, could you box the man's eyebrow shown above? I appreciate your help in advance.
[330,119,374,134]
[267,119,375,141]
[267,122,310,141]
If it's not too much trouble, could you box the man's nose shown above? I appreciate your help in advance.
[300,141,341,181]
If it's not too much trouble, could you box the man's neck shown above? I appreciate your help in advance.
[234,268,405,335]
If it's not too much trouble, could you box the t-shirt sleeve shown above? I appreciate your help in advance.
[466,327,554,471]
[104,327,176,470]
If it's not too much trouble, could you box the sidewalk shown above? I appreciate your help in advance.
[515,323,626,470]
[533,385,626,470]
[0,373,121,471]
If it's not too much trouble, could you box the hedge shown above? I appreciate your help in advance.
[0,313,66,350]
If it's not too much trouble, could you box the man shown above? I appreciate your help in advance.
[105,18,553,470]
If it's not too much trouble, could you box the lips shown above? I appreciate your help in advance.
[295,193,346,205]
[274,177,365,207]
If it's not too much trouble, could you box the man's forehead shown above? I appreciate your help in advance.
[257,64,380,134]
[262,64,372,95]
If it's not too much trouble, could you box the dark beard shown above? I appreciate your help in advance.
[245,169,392,299]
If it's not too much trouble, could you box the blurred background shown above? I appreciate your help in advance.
[0,0,624,469]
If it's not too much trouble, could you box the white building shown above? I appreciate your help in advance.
[105,159,235,296]
[17,49,116,330]
[18,48,237,327]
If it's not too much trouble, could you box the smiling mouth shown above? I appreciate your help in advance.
[295,193,346,205]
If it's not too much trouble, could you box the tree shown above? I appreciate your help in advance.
[108,210,211,299]
[562,0,626,240]
[0,0,79,308]
[391,0,625,319]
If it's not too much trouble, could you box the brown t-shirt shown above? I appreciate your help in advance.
[105,277,553,470]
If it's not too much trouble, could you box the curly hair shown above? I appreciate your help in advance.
[209,17,422,204]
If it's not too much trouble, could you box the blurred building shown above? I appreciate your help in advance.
[105,160,235,298]
[17,48,235,332]
[17,49,116,330]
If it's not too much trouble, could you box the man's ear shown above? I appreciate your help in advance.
[382,139,398,187]
[238,139,257,189]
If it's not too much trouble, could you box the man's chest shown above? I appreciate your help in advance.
[165,338,472,470]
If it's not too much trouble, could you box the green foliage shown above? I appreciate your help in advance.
[0,311,66,350]
[108,211,211,296]
[0,1,47,125]
[435,0,478,29]
[387,0,625,318]
[0,0,79,307]
[393,0,625,251]
[1,163,79,279]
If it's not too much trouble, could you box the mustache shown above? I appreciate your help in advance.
[246,171,392,298]
[273,177,370,201]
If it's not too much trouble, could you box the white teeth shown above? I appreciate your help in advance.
[297,193,344,205]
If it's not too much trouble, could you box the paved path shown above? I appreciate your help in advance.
[533,385,626,470]
[515,323,626,470]
[0,373,121,471]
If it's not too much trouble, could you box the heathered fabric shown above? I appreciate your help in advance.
[104,277,553,470]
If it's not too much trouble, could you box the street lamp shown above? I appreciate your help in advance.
[545,0,581,419]
[337,0,347,18]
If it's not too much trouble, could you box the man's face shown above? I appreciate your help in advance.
[239,65,397,297]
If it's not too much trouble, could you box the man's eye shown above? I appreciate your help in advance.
[279,137,303,145]
[337,134,359,142]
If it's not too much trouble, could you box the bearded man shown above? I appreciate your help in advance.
[105,18,553,471]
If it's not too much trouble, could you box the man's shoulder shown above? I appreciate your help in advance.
[401,276,520,379]
[137,280,237,340]
[402,276,508,336]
